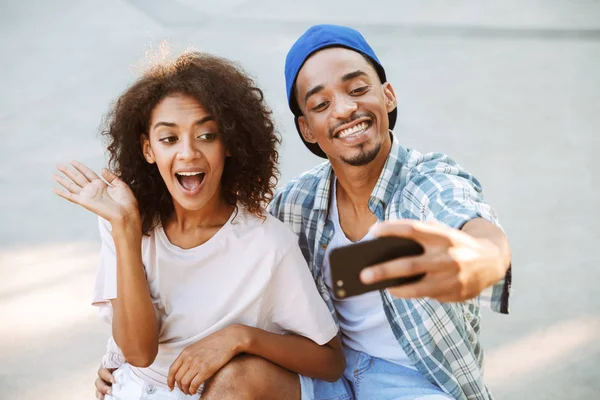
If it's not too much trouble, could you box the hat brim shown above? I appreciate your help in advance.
[294,107,397,159]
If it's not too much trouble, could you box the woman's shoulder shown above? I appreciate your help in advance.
[232,207,299,250]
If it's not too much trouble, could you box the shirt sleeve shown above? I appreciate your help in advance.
[401,153,511,314]
[266,241,339,345]
[92,217,117,308]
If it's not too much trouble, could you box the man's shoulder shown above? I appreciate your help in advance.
[272,161,330,209]
[402,147,462,176]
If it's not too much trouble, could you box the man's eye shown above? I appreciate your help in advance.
[350,86,369,95]
[159,136,177,143]
[312,101,329,112]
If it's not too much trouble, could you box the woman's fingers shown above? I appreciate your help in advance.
[52,187,80,205]
[101,169,122,187]
[71,161,101,182]
[189,376,205,396]
[52,173,82,195]
[56,164,90,188]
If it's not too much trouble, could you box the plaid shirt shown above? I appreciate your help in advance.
[269,133,511,400]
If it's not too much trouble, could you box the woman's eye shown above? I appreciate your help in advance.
[199,133,217,140]
[312,101,329,112]
[159,136,177,143]
[350,86,369,95]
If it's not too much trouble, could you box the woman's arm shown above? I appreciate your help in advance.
[236,325,344,381]
[167,324,344,395]
[53,162,158,367]
[110,216,159,367]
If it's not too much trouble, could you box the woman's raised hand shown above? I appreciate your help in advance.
[52,161,139,224]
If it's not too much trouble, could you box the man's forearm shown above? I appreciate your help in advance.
[235,325,345,382]
[462,217,512,282]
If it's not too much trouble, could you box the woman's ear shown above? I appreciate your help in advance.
[141,134,156,164]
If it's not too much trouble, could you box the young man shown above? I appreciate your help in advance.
[95,25,511,400]
[268,24,512,400]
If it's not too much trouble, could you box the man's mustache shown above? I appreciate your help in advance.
[329,112,375,138]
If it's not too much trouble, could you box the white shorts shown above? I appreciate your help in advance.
[105,363,314,400]
[105,364,200,400]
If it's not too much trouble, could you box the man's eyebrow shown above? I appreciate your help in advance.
[152,116,215,130]
[342,70,368,82]
[304,84,325,105]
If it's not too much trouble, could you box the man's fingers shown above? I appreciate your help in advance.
[94,377,112,396]
[386,273,457,300]
[98,366,116,384]
[361,253,456,284]
[360,255,425,284]
[71,161,101,182]
[57,164,90,187]
[95,390,104,400]
[372,219,456,247]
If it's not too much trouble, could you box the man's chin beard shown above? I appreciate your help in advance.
[340,142,382,167]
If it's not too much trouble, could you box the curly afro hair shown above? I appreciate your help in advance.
[101,50,280,234]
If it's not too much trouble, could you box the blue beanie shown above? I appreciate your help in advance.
[285,24,397,158]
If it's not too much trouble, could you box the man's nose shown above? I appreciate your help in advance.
[331,95,358,120]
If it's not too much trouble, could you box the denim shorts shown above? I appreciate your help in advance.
[312,347,454,400]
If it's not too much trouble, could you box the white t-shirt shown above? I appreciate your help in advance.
[322,180,416,368]
[93,206,338,388]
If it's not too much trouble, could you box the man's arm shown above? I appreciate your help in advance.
[360,154,511,303]
[360,219,510,302]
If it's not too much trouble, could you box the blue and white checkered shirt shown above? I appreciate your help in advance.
[269,133,511,400]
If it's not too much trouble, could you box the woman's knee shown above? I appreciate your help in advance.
[203,355,299,400]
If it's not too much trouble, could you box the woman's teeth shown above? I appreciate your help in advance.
[176,172,204,177]
[337,122,369,139]
[176,172,205,191]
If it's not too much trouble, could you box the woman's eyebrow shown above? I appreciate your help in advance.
[153,116,215,131]
[194,116,215,126]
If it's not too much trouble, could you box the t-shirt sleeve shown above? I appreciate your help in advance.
[267,242,339,345]
[92,217,117,308]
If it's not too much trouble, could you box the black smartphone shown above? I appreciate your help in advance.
[329,236,425,299]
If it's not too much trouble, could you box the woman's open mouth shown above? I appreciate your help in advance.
[175,171,206,194]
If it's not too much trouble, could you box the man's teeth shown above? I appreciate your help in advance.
[338,122,369,139]
[176,172,204,176]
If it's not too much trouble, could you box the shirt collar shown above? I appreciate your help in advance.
[313,131,407,212]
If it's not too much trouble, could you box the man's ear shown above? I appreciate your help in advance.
[141,134,156,164]
[298,116,317,144]
[382,82,398,113]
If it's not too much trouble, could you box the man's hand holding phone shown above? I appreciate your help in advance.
[359,219,506,302]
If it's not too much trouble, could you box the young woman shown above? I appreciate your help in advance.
[52,51,344,400]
